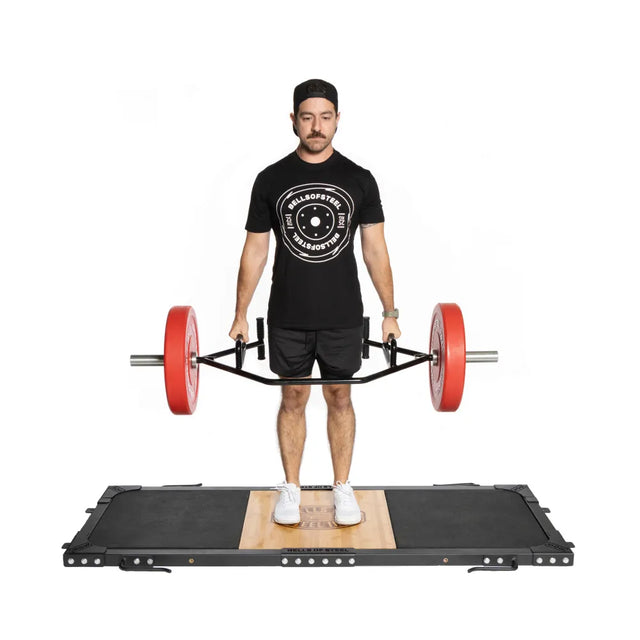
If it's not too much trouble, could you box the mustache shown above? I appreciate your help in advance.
[307,132,326,139]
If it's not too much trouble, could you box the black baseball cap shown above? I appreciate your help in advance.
[293,79,338,114]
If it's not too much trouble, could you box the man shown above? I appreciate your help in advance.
[229,79,400,526]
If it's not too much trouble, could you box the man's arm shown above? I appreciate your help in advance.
[229,231,270,342]
[360,222,401,342]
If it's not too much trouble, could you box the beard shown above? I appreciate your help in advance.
[299,134,332,155]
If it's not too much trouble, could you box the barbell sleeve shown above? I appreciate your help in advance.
[465,351,498,363]
[130,355,164,366]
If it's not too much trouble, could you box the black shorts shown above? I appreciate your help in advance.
[268,325,363,379]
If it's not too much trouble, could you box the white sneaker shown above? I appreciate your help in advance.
[333,481,361,526]
[273,482,301,525]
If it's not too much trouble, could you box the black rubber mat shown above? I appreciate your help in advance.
[89,489,250,549]
[385,488,549,549]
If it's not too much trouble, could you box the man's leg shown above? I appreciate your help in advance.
[322,384,355,485]
[269,326,316,486]
[324,383,361,525]
[278,383,311,486]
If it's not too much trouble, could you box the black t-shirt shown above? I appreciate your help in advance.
[245,150,385,329]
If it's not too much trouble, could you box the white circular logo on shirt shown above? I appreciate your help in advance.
[276,183,354,263]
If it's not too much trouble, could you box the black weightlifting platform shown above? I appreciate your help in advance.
[62,484,574,572]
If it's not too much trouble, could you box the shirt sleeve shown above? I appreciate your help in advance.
[244,173,272,232]
[359,171,385,224]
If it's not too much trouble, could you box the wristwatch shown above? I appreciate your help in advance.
[382,309,399,318]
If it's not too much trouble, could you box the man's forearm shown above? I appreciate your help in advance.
[234,234,269,320]
[235,257,266,319]
[364,244,400,341]
[361,225,395,311]
[365,252,395,312]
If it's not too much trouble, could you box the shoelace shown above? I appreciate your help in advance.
[333,481,354,505]
[273,483,297,504]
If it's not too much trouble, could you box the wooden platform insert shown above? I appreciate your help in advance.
[239,489,396,550]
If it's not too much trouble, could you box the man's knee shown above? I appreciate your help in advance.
[280,384,311,413]
[322,384,352,412]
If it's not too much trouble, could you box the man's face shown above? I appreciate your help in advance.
[291,97,340,155]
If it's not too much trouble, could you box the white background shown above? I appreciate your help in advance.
[1,1,638,637]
